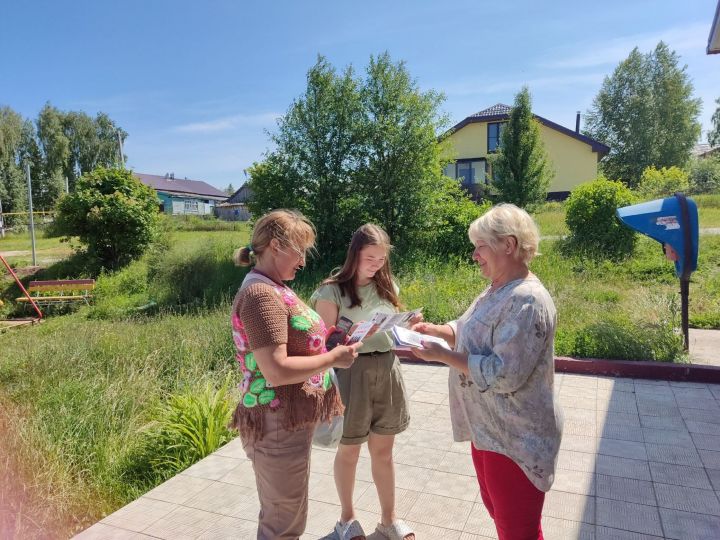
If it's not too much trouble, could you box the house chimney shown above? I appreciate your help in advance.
[164,173,169,179]
[575,111,581,133]
[170,172,175,180]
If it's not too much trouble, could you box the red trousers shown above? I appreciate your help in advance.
[471,444,545,540]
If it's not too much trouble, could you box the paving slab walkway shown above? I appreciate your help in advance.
[690,328,720,367]
[75,364,720,540]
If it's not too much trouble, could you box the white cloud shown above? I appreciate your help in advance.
[173,112,281,133]
[70,90,167,114]
[542,22,709,69]
[441,72,606,98]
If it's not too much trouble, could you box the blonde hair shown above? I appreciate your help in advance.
[233,209,316,267]
[468,203,540,264]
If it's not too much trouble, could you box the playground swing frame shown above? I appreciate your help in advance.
[0,254,43,328]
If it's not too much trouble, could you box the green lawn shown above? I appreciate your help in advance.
[0,231,67,252]
[695,194,720,228]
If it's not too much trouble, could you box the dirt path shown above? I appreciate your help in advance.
[0,251,31,257]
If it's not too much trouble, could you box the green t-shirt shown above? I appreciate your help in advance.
[311,281,398,353]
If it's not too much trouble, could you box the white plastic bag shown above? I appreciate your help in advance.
[312,369,344,448]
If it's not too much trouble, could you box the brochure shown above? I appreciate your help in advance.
[391,326,451,350]
[346,307,423,343]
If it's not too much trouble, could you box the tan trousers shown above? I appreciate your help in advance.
[242,410,315,540]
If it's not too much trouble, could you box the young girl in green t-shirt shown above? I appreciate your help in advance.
[311,224,416,540]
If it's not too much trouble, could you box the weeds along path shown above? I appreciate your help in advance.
[0,308,238,535]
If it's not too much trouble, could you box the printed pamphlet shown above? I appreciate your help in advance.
[346,307,423,343]
[391,326,451,351]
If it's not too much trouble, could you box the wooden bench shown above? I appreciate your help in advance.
[16,279,96,307]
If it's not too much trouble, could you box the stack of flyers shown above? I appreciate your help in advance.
[346,308,423,344]
[391,326,451,351]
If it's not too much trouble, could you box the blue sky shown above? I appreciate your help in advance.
[3,0,718,190]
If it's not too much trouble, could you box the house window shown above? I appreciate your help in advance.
[184,200,199,213]
[444,159,487,185]
[487,122,505,153]
[443,163,456,179]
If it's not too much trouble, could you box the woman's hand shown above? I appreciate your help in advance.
[411,321,440,337]
[410,322,456,348]
[411,340,450,363]
[408,312,424,327]
[331,342,362,369]
[412,342,470,375]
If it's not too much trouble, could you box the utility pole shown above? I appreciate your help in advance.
[0,197,5,238]
[25,162,37,266]
[117,130,125,168]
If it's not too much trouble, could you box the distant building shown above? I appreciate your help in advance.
[441,104,610,200]
[216,184,253,221]
[692,144,720,160]
[135,172,227,215]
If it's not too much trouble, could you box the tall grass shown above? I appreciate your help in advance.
[161,214,249,232]
[0,311,236,535]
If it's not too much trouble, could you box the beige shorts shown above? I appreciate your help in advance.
[335,351,410,445]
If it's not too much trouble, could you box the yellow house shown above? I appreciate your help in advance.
[442,104,610,200]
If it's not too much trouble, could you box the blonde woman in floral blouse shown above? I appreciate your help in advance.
[411,204,563,540]
[231,209,361,539]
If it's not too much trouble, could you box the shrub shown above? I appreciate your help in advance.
[556,313,685,362]
[54,168,160,269]
[564,177,637,260]
[689,157,720,194]
[420,177,490,256]
[636,166,690,199]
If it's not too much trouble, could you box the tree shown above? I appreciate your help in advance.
[225,183,235,196]
[489,87,552,208]
[355,53,450,245]
[55,167,159,269]
[250,56,365,257]
[40,105,127,192]
[0,104,127,222]
[584,42,702,187]
[248,53,476,260]
[33,104,68,208]
[709,97,720,147]
[0,107,28,227]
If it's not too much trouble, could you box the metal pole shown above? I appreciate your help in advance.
[680,277,690,352]
[117,130,125,168]
[25,162,37,266]
[0,197,4,238]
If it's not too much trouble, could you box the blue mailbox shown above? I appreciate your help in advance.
[616,194,699,279]
[616,193,699,351]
